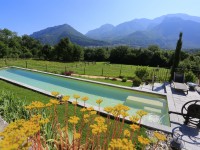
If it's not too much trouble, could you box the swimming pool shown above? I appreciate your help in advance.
[0,67,170,126]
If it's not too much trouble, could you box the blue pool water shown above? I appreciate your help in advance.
[0,68,170,126]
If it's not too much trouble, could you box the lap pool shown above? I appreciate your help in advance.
[0,67,170,126]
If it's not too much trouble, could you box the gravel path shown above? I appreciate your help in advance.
[0,116,8,132]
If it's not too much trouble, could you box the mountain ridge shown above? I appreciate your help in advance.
[30,24,108,46]
[30,13,200,49]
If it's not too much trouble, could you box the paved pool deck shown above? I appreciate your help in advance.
[135,83,200,150]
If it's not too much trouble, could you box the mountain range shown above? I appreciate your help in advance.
[30,13,200,49]
[30,24,108,46]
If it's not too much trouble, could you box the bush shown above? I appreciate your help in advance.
[62,71,74,76]
[118,76,124,79]
[111,78,117,81]
[135,67,149,80]
[121,78,127,82]
[0,90,29,123]
[185,71,197,83]
[132,77,142,87]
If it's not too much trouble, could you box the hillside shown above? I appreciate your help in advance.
[86,13,200,49]
[30,24,108,46]
[116,17,200,49]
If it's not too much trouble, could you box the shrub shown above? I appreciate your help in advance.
[119,75,124,79]
[121,78,127,82]
[0,90,29,123]
[62,71,74,76]
[112,78,117,81]
[132,77,142,86]
[185,71,197,83]
[135,67,149,80]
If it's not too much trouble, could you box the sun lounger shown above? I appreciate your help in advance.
[172,72,189,94]
[173,82,189,94]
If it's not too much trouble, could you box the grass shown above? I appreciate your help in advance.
[72,75,133,87]
[0,59,170,82]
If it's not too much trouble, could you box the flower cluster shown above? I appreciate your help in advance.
[51,91,60,97]
[68,116,80,125]
[25,101,45,110]
[0,114,49,150]
[90,116,107,135]
[109,138,135,150]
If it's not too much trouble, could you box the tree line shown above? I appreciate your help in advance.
[1,28,200,70]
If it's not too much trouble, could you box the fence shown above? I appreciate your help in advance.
[0,59,171,82]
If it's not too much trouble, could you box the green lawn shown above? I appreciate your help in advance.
[0,59,170,82]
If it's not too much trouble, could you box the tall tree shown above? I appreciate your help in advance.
[170,32,183,81]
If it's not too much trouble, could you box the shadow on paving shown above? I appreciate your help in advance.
[171,124,200,149]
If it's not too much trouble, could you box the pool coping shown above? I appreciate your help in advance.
[0,66,172,133]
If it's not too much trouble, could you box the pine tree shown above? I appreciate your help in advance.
[170,32,183,81]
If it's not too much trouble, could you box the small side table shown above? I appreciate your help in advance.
[187,82,198,91]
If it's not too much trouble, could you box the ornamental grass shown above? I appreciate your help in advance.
[0,91,167,150]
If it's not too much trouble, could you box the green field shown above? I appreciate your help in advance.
[0,59,170,82]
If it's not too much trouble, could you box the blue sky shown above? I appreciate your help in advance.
[1,0,200,35]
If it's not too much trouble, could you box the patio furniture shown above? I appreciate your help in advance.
[172,72,189,94]
[187,82,198,91]
[169,100,200,128]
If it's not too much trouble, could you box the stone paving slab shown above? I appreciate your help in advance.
[166,83,200,150]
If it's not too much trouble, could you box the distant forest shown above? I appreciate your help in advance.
[1,29,200,70]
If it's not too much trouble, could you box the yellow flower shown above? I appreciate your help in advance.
[138,135,151,145]
[130,124,140,131]
[96,98,103,104]
[121,112,129,118]
[74,132,81,139]
[90,110,97,115]
[72,101,78,105]
[154,131,166,141]
[51,91,59,97]
[62,96,70,102]
[136,110,148,117]
[83,114,90,119]
[87,107,94,111]
[25,101,45,109]
[104,106,113,113]
[68,116,80,124]
[50,99,59,105]
[124,129,130,138]
[73,94,80,99]
[90,117,107,135]
[81,96,89,101]
[80,108,87,112]
[108,138,135,150]
[46,103,52,107]
[129,115,140,123]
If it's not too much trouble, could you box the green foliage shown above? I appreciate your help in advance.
[0,90,29,123]
[135,67,149,80]
[132,77,142,87]
[170,32,183,81]
[121,78,127,82]
[54,38,83,61]
[185,71,197,83]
